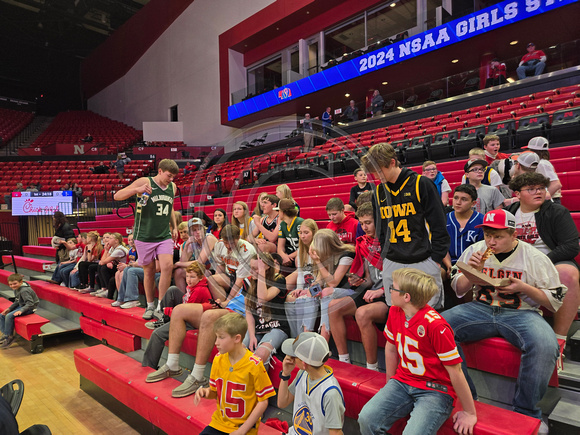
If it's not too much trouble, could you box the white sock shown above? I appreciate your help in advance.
[156,300,162,311]
[166,353,179,371]
[147,302,155,310]
[555,334,567,343]
[338,354,350,364]
[367,362,379,371]
[192,363,206,380]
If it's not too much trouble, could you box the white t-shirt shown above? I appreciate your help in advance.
[536,160,561,199]
[295,251,314,289]
[212,239,256,279]
[441,179,451,193]
[514,209,550,254]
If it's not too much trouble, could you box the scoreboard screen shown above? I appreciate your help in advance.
[11,191,73,216]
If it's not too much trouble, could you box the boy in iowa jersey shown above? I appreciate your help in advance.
[358,269,476,435]
[361,143,449,309]
[114,159,179,320]
[278,332,345,435]
[194,313,275,435]
[443,209,565,424]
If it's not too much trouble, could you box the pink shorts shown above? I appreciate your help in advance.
[134,239,174,266]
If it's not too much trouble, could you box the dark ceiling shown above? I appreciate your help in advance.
[0,0,149,114]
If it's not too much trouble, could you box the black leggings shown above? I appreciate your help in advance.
[77,261,98,287]
[97,264,118,298]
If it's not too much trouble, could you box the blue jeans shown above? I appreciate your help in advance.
[57,263,76,286]
[358,378,453,435]
[69,270,80,288]
[116,267,144,303]
[442,302,558,418]
[1,306,32,337]
[516,61,545,79]
[243,328,288,366]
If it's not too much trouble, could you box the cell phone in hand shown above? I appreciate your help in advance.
[346,272,362,280]
[209,298,223,308]
[309,283,322,297]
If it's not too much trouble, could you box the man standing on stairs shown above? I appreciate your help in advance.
[114,159,179,320]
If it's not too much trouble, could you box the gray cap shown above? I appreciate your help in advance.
[281,332,330,366]
[188,217,204,228]
[525,136,549,151]
[517,152,540,169]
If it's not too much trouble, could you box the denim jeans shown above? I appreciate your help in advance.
[69,270,80,288]
[52,262,73,283]
[58,263,76,286]
[516,61,545,79]
[1,306,32,337]
[243,328,288,366]
[285,297,319,337]
[116,267,144,303]
[358,378,453,435]
[442,301,559,418]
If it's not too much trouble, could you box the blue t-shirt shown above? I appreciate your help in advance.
[446,211,484,265]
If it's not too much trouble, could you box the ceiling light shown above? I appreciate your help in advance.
[382,81,388,85]
[305,106,310,109]
[452,59,459,63]
[510,40,518,45]
[345,93,350,97]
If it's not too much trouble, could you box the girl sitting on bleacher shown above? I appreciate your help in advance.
[72,231,103,292]
[94,232,129,299]
[231,201,253,242]
[276,184,300,216]
[244,253,288,369]
[208,208,228,239]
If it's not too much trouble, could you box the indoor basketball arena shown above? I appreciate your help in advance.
[0,0,579,433]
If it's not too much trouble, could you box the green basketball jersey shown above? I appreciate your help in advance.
[133,177,175,242]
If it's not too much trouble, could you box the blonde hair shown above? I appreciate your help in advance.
[392,268,438,308]
[185,260,206,278]
[111,232,125,247]
[252,192,268,216]
[88,231,103,257]
[177,222,188,232]
[422,160,437,170]
[231,201,251,240]
[310,229,355,283]
[214,312,248,338]
[276,184,294,201]
[468,147,485,157]
[298,219,318,269]
[361,142,399,174]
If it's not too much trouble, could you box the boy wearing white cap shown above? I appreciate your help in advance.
[278,332,345,435]
[525,136,562,203]
[443,209,566,428]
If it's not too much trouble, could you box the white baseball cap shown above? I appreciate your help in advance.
[281,332,330,366]
[525,136,549,151]
[516,152,540,169]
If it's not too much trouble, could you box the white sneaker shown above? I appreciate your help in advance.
[111,301,122,307]
[538,421,549,435]
[120,300,140,309]
[95,289,108,298]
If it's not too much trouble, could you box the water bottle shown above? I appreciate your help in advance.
[138,192,150,206]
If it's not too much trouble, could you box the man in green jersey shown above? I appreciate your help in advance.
[114,159,179,320]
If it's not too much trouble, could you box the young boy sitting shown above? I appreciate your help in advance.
[358,268,477,435]
[349,168,374,211]
[278,332,345,435]
[50,238,81,285]
[326,197,358,245]
[1,274,40,348]
[194,312,275,435]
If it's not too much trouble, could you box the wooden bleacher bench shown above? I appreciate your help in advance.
[0,298,49,353]
[1,255,54,273]
[74,345,281,434]
[267,357,541,435]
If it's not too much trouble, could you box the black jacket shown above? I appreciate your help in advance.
[507,200,579,264]
[373,168,449,265]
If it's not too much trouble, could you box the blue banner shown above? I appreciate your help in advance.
[228,0,576,121]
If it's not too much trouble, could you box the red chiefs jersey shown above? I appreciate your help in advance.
[384,304,462,403]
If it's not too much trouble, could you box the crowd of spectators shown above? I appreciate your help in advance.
[40,135,578,433]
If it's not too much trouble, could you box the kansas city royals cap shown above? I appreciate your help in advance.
[524,136,549,151]
[516,152,540,169]
[476,209,517,230]
[188,217,204,228]
[281,332,331,367]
